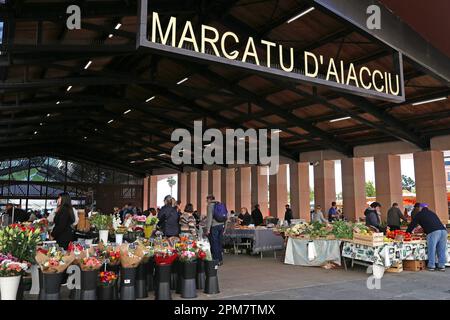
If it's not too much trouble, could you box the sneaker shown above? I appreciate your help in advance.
[427,267,436,271]
[438,267,446,272]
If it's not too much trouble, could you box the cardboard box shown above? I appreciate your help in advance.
[403,260,426,271]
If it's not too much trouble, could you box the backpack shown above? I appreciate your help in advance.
[213,202,228,223]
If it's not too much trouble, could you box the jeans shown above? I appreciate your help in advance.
[426,229,448,269]
[209,224,224,263]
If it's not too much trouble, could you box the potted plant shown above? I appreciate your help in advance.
[0,254,29,300]
[97,271,117,300]
[90,214,112,244]
[79,256,102,300]
[114,226,127,245]
[144,216,159,238]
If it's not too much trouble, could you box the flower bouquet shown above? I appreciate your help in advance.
[89,213,113,231]
[196,239,212,261]
[96,244,121,266]
[119,244,142,268]
[35,246,75,273]
[0,254,29,277]
[132,215,146,232]
[178,250,197,262]
[79,256,103,271]
[154,247,178,266]
[98,271,117,287]
[0,224,42,264]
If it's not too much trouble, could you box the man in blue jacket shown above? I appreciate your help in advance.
[406,203,448,271]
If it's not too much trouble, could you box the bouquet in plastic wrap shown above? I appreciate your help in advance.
[119,244,142,268]
[96,243,121,266]
[35,246,75,273]
[0,253,29,276]
[196,238,212,261]
[98,271,117,286]
[79,256,103,271]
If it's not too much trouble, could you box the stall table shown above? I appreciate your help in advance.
[223,227,284,258]
[284,238,342,266]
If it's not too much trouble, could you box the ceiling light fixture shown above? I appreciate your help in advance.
[146,96,155,102]
[56,101,60,105]
[46,113,51,117]
[84,61,92,69]
[66,86,72,91]
[176,77,188,85]
[115,23,122,30]
[287,7,315,24]
[34,131,38,135]
[412,96,447,106]
[329,116,351,123]
[108,119,114,124]
[108,34,113,38]
[123,109,132,114]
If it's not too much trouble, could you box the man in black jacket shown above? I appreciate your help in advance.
[284,204,293,226]
[406,203,448,271]
[157,195,180,237]
[364,202,385,232]
[251,204,264,226]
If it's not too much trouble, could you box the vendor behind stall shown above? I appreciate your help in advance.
[406,203,447,271]
[364,202,385,233]
[238,207,252,226]
[311,205,328,223]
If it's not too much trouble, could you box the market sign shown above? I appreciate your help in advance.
[137,0,405,103]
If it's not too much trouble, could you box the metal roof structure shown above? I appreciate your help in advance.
[0,0,449,176]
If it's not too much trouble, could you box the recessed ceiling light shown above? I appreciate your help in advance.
[94,128,98,132]
[146,96,155,102]
[176,77,188,85]
[84,61,92,69]
[39,123,43,126]
[56,101,60,105]
[108,119,114,124]
[34,131,38,135]
[66,85,72,91]
[412,96,447,106]
[287,7,315,24]
[46,113,51,117]
[329,116,351,123]
[123,109,132,114]
[84,136,87,140]
[130,160,136,164]
[115,23,122,30]
[108,34,113,38]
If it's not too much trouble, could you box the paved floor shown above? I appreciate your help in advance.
[28,252,450,300]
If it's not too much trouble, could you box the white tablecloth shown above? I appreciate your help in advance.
[284,238,342,266]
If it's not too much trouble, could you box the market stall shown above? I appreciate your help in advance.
[223,226,284,257]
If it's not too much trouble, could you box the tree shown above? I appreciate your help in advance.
[402,175,415,192]
[166,176,176,196]
[365,181,376,197]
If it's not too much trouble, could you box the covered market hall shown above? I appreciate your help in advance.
[0,0,450,301]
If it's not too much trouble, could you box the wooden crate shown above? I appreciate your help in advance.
[403,260,426,271]
[353,232,384,246]
[386,262,403,273]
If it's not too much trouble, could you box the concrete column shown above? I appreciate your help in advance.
[375,154,403,220]
[177,172,188,205]
[143,177,149,210]
[221,168,235,212]
[235,167,252,212]
[341,158,366,221]
[149,175,158,208]
[269,164,288,218]
[314,160,336,211]
[414,150,448,223]
[197,170,209,214]
[188,171,198,210]
[290,162,311,221]
[208,169,221,202]
[251,166,269,216]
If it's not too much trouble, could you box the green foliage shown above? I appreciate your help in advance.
[0,225,41,264]
[365,181,376,197]
[89,214,112,230]
[402,175,415,192]
[331,220,353,239]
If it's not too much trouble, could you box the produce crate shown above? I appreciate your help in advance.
[352,232,384,246]
[403,260,426,271]
[386,262,403,273]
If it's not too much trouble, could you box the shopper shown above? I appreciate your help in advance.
[157,195,180,237]
[406,203,447,271]
[364,202,384,232]
[238,207,252,226]
[312,205,328,223]
[251,204,264,226]
[387,203,407,230]
[180,203,197,236]
[284,204,293,225]
[50,193,75,249]
[411,203,421,220]
[205,195,225,265]
[328,202,339,222]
